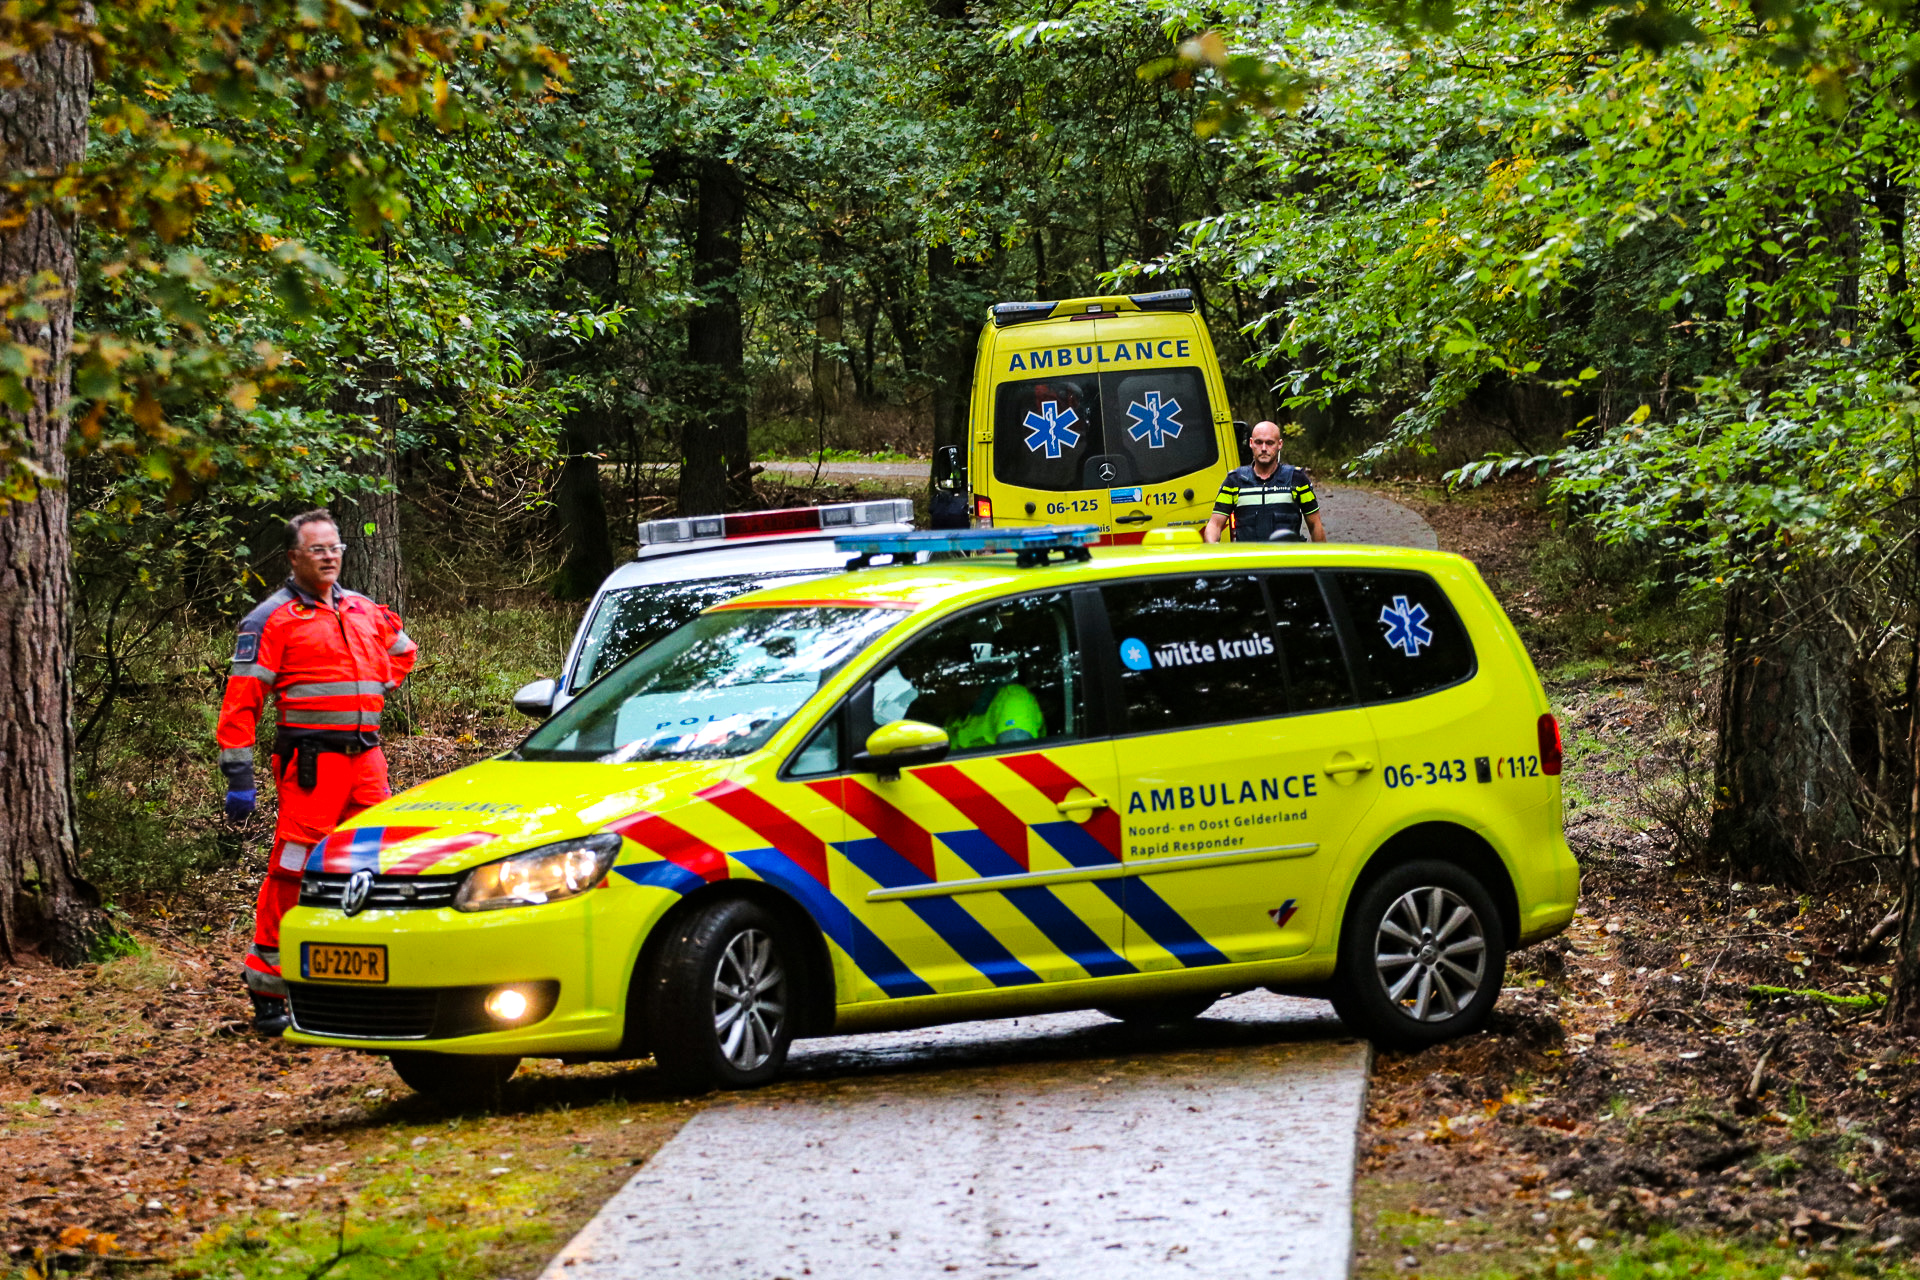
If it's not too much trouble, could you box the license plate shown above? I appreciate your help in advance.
[302,943,388,983]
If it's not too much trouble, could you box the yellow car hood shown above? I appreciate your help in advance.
[310,758,740,876]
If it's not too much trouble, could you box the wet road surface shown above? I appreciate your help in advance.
[541,993,1370,1278]
[759,460,1436,551]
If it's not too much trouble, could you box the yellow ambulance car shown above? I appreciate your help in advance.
[962,290,1239,542]
[279,528,1578,1099]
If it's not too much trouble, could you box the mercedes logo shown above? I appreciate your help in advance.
[340,869,374,917]
[1100,462,1116,482]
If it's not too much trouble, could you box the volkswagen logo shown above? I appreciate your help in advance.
[340,869,374,917]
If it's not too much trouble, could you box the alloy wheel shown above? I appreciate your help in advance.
[1373,886,1488,1023]
[712,928,787,1071]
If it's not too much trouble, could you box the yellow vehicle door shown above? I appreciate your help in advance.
[810,589,1131,992]
[1099,570,1381,967]
[1087,308,1231,540]
[985,324,1113,533]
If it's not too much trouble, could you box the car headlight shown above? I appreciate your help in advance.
[455,834,622,912]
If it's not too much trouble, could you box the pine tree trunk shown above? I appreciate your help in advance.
[333,370,406,615]
[0,17,104,965]
[552,410,614,601]
[1709,575,1863,884]
[681,156,748,516]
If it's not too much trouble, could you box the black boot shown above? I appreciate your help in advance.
[251,993,291,1035]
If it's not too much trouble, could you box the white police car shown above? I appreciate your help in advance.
[511,499,917,719]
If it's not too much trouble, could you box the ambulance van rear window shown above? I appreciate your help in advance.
[1332,571,1475,702]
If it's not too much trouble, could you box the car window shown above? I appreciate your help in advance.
[993,374,1102,494]
[1332,571,1475,701]
[1100,366,1216,487]
[1263,572,1355,711]
[571,571,825,692]
[860,592,1084,754]
[1100,574,1289,733]
[521,605,904,762]
[789,716,841,777]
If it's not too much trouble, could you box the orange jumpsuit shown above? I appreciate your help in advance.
[217,579,417,998]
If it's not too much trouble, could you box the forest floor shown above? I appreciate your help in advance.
[4,475,1920,1279]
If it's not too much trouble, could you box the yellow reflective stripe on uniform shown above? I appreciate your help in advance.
[1231,490,1299,507]
[282,680,388,699]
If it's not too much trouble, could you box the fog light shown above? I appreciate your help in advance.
[485,987,530,1023]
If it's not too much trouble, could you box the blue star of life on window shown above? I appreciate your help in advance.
[1379,595,1434,656]
[1124,391,1184,449]
[1022,400,1082,458]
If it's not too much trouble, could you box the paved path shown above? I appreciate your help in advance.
[759,460,1436,550]
[541,993,1369,1279]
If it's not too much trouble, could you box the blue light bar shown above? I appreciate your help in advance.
[837,525,1101,568]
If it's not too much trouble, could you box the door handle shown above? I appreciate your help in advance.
[1056,795,1112,815]
[1323,757,1376,777]
[1114,511,1152,525]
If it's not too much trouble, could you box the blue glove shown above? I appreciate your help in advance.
[225,789,257,820]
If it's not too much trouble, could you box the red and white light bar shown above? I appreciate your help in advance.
[638,498,915,551]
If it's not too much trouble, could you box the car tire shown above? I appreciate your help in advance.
[1096,993,1218,1026]
[648,898,795,1092]
[387,1051,520,1105]
[1330,859,1507,1051]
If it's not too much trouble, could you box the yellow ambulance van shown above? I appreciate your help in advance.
[962,290,1239,542]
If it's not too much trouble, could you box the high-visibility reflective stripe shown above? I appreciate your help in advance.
[219,747,254,765]
[282,680,388,699]
[1231,491,1300,507]
[242,966,289,997]
[247,943,280,966]
[230,663,278,682]
[389,632,415,655]
[279,709,380,727]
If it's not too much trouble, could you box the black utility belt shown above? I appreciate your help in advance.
[274,730,380,789]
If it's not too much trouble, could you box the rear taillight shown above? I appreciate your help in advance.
[1538,713,1563,776]
[974,495,993,527]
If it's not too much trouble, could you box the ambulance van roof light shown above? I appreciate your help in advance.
[837,525,1099,569]
[639,499,913,552]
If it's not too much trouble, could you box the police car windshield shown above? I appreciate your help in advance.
[571,571,825,692]
[520,605,904,763]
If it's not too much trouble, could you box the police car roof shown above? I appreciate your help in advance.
[716,539,1479,615]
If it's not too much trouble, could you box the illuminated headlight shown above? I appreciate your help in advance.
[485,986,532,1022]
[455,834,621,912]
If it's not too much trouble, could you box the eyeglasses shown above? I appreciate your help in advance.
[298,543,348,557]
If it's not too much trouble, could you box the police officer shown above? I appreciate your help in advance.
[217,510,418,1033]
[1202,420,1327,543]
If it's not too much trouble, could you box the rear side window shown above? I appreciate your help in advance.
[1263,572,1354,711]
[1332,571,1475,702]
[1102,367,1216,487]
[1100,575,1289,732]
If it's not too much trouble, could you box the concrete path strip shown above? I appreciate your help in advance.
[542,996,1371,1279]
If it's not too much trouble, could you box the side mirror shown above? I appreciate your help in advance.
[932,445,965,493]
[1233,421,1251,468]
[512,677,557,720]
[852,719,950,781]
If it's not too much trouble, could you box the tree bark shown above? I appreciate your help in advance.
[681,155,749,516]
[552,409,615,601]
[1709,574,1863,884]
[1892,586,1920,1030]
[332,368,406,616]
[0,17,104,965]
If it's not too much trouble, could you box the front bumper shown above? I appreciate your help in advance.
[278,879,680,1056]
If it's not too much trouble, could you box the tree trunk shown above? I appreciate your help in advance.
[552,410,615,601]
[0,17,104,966]
[1708,574,1863,883]
[681,155,748,516]
[1892,595,1920,1030]
[925,243,985,470]
[332,369,406,616]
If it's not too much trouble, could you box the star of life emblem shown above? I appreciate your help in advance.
[1379,595,1434,656]
[1022,400,1082,459]
[1124,392,1184,448]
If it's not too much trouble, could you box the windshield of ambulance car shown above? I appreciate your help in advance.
[520,606,903,763]
[993,364,1215,491]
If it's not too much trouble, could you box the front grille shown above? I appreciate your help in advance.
[286,980,560,1041]
[287,985,439,1039]
[299,872,464,911]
